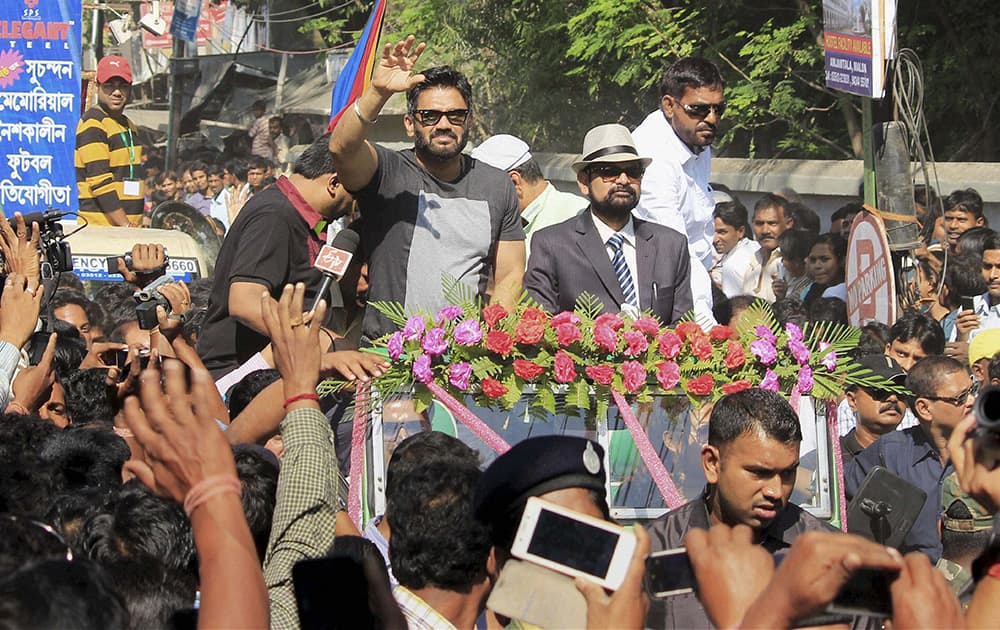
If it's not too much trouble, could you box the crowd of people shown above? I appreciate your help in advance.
[2,34,1000,629]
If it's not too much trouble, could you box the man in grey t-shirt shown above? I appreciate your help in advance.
[329,36,525,339]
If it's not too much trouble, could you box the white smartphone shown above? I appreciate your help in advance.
[644,548,695,598]
[510,497,637,591]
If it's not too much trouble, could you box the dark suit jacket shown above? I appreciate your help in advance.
[524,210,693,325]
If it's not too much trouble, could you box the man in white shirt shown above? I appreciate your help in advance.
[710,199,759,298]
[471,134,585,260]
[972,234,1000,336]
[633,57,725,325]
[742,193,791,302]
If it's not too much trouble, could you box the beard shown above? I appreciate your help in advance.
[414,128,468,162]
[589,184,639,220]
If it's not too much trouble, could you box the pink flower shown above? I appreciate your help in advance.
[788,338,810,366]
[449,362,472,390]
[754,325,776,345]
[453,319,483,346]
[514,308,548,344]
[632,316,661,335]
[436,305,463,323]
[402,316,426,341]
[820,342,837,371]
[785,322,804,343]
[750,339,777,365]
[551,311,581,327]
[593,324,618,353]
[595,313,625,331]
[760,368,780,392]
[412,354,433,383]
[797,365,814,393]
[658,332,682,359]
[556,323,582,346]
[421,327,448,356]
[621,360,647,392]
[585,364,615,386]
[623,331,649,356]
[675,321,703,342]
[387,332,404,360]
[655,361,681,390]
[553,350,577,383]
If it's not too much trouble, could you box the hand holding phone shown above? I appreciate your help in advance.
[511,497,637,591]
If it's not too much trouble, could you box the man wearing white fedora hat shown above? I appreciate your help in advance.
[524,124,692,324]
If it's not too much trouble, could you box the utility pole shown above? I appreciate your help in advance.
[166,37,184,171]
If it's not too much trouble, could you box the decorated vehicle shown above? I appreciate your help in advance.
[321,286,904,528]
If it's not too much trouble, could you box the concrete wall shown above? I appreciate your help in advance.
[534,153,1000,231]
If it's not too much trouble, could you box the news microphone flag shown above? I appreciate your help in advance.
[326,0,387,131]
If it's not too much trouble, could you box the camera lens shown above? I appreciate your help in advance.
[973,386,1000,432]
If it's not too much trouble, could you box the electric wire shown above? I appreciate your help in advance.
[251,0,354,24]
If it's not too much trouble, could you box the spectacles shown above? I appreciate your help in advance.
[680,102,726,118]
[413,109,470,126]
[863,387,900,402]
[589,163,645,181]
[924,384,978,406]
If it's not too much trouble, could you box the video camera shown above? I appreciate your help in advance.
[105,249,169,275]
[21,209,73,278]
[972,386,1000,470]
[133,274,174,330]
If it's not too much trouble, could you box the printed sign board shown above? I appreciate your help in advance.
[846,210,896,325]
[822,0,896,97]
[0,0,80,216]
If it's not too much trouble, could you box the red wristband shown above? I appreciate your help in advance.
[283,392,320,408]
[988,562,1000,581]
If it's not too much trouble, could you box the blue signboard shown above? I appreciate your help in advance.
[0,0,80,217]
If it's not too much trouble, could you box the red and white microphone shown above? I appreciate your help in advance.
[309,228,360,315]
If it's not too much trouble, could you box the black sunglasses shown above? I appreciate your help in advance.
[862,387,899,402]
[589,163,645,181]
[680,102,726,118]
[413,109,470,126]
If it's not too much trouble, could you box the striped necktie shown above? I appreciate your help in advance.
[607,232,637,308]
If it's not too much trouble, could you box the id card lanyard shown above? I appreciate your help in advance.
[118,127,135,180]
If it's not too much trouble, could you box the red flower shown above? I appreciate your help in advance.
[621,360,647,392]
[593,324,618,353]
[675,321,702,342]
[724,340,746,370]
[553,350,577,383]
[482,303,509,329]
[513,359,545,381]
[514,308,548,344]
[485,330,514,356]
[481,377,508,399]
[556,323,582,346]
[585,364,615,386]
[690,334,714,360]
[685,374,715,396]
[623,331,649,356]
[551,311,581,327]
[595,313,625,331]
[709,325,736,341]
[722,380,752,395]
[655,361,681,390]
[657,331,682,359]
[632,316,661,335]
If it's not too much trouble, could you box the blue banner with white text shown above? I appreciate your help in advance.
[0,0,81,216]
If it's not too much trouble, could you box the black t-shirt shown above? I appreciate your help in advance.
[197,185,338,378]
[353,145,523,339]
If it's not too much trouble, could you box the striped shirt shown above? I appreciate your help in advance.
[75,104,144,226]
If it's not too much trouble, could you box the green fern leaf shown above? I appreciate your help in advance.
[573,292,606,320]
[536,387,557,415]
[368,300,410,328]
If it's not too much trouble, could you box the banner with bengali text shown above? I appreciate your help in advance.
[0,0,80,216]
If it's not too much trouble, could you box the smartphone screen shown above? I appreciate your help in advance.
[526,509,620,579]
[828,567,895,618]
[644,549,696,597]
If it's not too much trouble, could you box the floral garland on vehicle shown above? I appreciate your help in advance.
[320,292,903,418]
